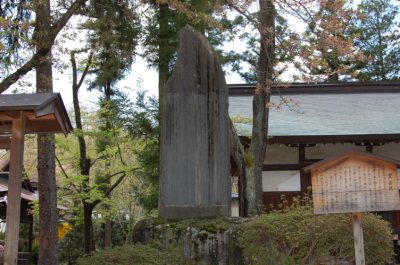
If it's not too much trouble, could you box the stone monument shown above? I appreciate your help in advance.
[159,25,230,220]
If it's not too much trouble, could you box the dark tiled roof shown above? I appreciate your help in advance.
[229,83,400,138]
[0,93,72,135]
[0,93,58,110]
[229,81,400,95]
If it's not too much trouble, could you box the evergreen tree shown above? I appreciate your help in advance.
[353,0,400,81]
[141,0,236,100]
[122,91,159,212]
[298,0,362,82]
[77,0,140,253]
[224,12,297,83]
[140,0,237,212]
[0,0,32,71]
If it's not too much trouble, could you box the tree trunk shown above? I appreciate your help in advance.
[104,222,112,248]
[83,203,94,253]
[37,134,58,265]
[35,0,58,264]
[158,3,170,107]
[0,0,88,93]
[71,51,94,254]
[244,0,275,216]
[103,82,112,248]
[228,119,246,216]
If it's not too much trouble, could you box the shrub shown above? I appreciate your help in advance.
[240,205,393,265]
[76,243,187,265]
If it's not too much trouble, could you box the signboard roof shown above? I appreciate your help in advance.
[0,93,72,135]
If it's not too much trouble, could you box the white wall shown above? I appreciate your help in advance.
[262,171,301,192]
[262,143,400,192]
[231,200,239,217]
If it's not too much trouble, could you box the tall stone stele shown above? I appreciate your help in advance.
[159,25,230,220]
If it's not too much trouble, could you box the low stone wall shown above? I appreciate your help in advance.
[133,218,245,265]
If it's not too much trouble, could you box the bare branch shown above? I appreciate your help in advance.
[104,173,126,198]
[55,155,80,193]
[89,155,107,167]
[77,52,93,89]
[50,0,88,40]
[55,155,70,179]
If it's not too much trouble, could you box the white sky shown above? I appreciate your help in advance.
[7,0,399,110]
[2,2,312,109]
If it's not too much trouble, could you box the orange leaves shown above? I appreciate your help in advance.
[58,222,72,240]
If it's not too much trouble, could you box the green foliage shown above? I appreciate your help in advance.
[240,206,393,265]
[122,91,160,212]
[58,223,85,265]
[168,218,233,235]
[76,243,187,265]
[0,0,33,72]
[84,0,140,89]
[244,151,253,167]
[142,0,239,82]
[353,0,400,81]
[231,115,253,124]
[225,12,298,83]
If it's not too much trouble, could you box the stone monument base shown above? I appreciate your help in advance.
[159,205,231,220]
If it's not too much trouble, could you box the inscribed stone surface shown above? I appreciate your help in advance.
[159,26,230,220]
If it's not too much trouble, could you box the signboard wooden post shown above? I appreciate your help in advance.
[305,151,400,265]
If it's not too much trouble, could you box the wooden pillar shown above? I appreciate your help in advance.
[298,144,306,163]
[352,212,365,265]
[366,144,373,153]
[4,112,26,265]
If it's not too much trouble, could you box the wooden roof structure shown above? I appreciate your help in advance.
[228,81,400,95]
[229,82,400,145]
[0,93,72,265]
[0,93,71,134]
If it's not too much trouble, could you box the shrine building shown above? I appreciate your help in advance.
[228,81,400,228]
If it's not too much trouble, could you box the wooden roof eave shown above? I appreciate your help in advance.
[0,94,72,136]
[33,94,72,135]
[228,81,400,96]
[266,134,400,145]
[303,150,400,173]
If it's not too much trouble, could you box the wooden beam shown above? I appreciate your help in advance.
[0,136,11,149]
[299,145,306,163]
[365,144,373,153]
[352,212,366,265]
[262,161,321,171]
[4,112,26,265]
[0,112,21,121]
[228,81,400,96]
[267,134,400,145]
[263,164,304,171]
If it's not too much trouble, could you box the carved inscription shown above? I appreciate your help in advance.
[312,158,400,214]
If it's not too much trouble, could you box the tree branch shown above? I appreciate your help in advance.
[50,0,88,40]
[75,51,93,89]
[55,155,79,193]
[55,155,70,179]
[0,0,88,93]
[104,173,126,198]
[90,155,107,167]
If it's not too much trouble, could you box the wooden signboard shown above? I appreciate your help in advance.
[311,156,400,214]
[305,151,400,265]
